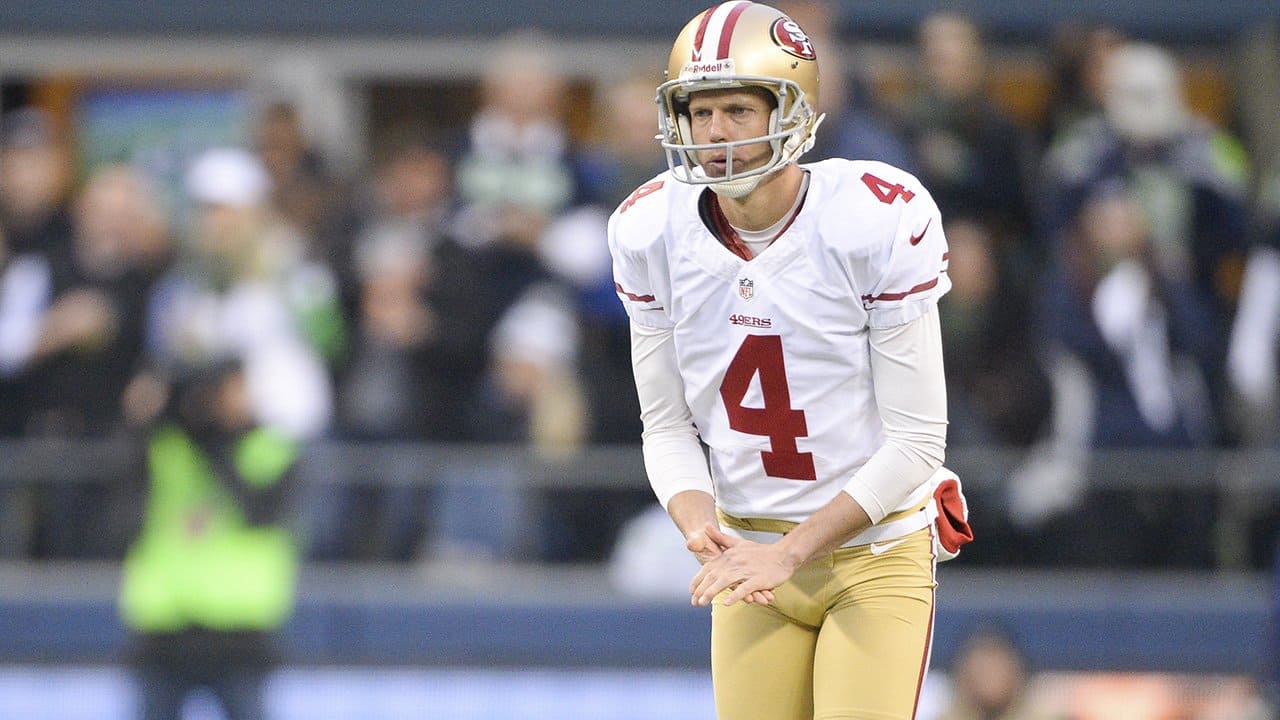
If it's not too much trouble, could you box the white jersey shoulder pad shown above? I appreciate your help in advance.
[608,171,687,328]
[608,170,683,253]
[803,159,949,328]
[804,159,939,251]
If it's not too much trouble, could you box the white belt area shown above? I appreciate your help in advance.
[720,500,937,549]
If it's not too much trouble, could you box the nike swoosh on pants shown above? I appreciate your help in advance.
[869,538,908,555]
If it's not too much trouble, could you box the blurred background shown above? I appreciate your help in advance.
[0,1,1278,718]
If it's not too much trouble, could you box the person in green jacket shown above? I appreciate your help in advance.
[119,358,299,720]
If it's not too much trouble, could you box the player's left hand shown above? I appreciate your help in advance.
[689,523,798,607]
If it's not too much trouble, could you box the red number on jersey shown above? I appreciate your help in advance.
[719,334,816,481]
[619,180,665,213]
[860,172,915,204]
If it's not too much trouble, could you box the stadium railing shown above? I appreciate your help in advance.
[0,438,1272,675]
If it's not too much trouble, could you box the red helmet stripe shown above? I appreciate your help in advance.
[691,3,722,60]
[716,1,751,59]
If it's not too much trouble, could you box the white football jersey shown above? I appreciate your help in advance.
[609,159,950,523]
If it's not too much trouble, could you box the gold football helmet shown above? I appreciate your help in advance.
[657,1,823,197]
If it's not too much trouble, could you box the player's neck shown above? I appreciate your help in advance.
[712,164,805,232]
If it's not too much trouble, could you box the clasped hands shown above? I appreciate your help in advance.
[685,522,800,607]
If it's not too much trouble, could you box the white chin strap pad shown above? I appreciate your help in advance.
[689,163,764,199]
[711,170,771,199]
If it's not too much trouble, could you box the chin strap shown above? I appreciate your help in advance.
[702,111,825,199]
[705,164,777,199]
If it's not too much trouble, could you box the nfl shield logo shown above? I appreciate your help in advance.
[738,277,754,301]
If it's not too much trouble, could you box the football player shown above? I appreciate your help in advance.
[608,2,967,718]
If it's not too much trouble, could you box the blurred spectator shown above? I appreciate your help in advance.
[1012,182,1222,567]
[0,224,51,437]
[145,146,334,442]
[118,357,299,720]
[899,12,1035,248]
[1227,23,1280,571]
[27,164,170,438]
[938,218,1051,447]
[0,106,72,439]
[324,127,515,561]
[476,281,589,561]
[936,625,1059,720]
[1040,42,1251,333]
[574,69,668,209]
[518,67,672,562]
[544,69,658,443]
[253,103,352,376]
[483,283,584,453]
[431,30,596,562]
[778,0,916,169]
[1228,236,1280,444]
[0,108,76,559]
[897,11,1050,456]
[450,270,584,562]
[1042,22,1126,145]
[1039,41,1252,472]
[254,99,341,244]
[23,163,172,558]
[339,127,466,442]
[0,223,51,557]
[0,106,74,258]
[938,216,1051,567]
[252,99,353,358]
[1227,23,1280,447]
[452,29,580,251]
[1060,674,1273,719]
[451,31,584,447]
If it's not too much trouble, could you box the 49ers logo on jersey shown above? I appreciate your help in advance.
[771,18,816,60]
[729,313,771,328]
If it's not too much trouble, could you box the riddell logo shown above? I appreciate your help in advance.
[682,59,735,77]
[729,313,772,328]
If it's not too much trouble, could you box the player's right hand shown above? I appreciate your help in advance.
[685,528,723,565]
[686,527,775,606]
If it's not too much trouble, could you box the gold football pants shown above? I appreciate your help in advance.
[710,526,936,720]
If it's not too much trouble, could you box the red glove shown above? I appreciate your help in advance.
[933,473,973,561]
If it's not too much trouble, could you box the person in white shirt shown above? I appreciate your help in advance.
[608,3,969,718]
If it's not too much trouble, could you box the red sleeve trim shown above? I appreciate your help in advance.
[861,276,939,304]
[615,282,657,303]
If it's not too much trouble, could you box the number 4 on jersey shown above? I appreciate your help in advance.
[720,335,816,481]
[619,180,664,214]
[861,172,915,204]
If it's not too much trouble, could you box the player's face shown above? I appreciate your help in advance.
[686,87,775,178]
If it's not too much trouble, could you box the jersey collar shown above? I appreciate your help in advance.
[697,172,809,261]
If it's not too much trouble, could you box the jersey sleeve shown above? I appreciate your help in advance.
[630,321,715,508]
[607,180,674,330]
[850,164,952,329]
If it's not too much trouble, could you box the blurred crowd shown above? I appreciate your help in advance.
[1,5,1279,572]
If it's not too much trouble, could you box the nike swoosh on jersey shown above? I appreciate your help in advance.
[908,218,932,246]
[868,538,909,555]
